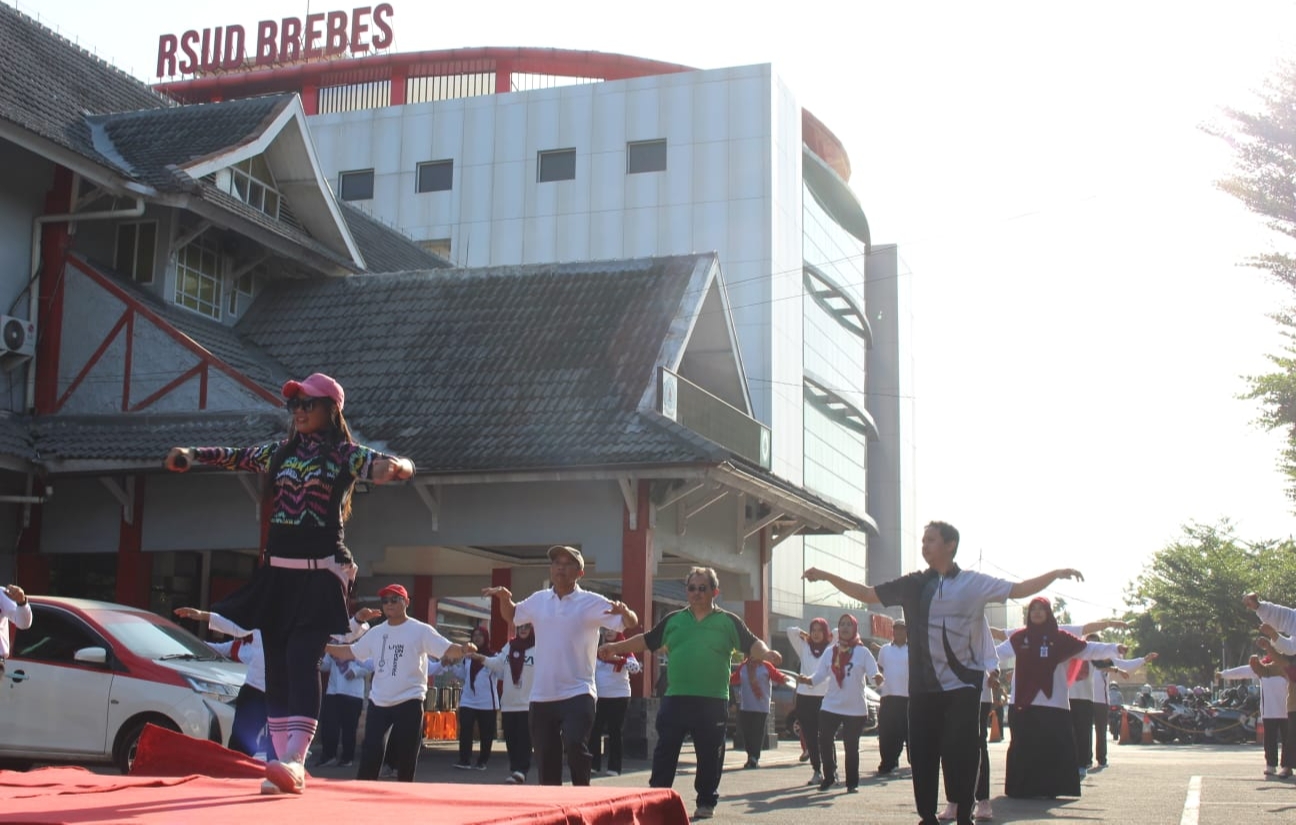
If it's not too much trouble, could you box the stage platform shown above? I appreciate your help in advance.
[0,726,690,824]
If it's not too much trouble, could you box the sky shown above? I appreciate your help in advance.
[19,0,1296,622]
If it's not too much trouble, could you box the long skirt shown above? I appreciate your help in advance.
[1005,705,1081,798]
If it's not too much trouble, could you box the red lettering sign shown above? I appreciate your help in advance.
[155,5,395,78]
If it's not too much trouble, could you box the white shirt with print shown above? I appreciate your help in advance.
[348,618,452,707]
[513,586,625,703]
[483,641,539,712]
[809,644,880,717]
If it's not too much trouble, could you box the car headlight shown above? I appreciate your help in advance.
[186,676,240,704]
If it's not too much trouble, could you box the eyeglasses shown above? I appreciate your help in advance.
[379,596,404,604]
[686,584,712,593]
[286,397,321,413]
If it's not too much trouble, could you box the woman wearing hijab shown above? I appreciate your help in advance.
[481,622,538,783]
[591,626,641,777]
[802,614,880,793]
[995,598,1131,799]
[451,625,499,770]
[787,617,834,786]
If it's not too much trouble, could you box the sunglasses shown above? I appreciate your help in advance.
[686,584,713,593]
[379,596,404,604]
[286,397,322,413]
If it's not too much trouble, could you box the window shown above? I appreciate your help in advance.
[227,270,257,316]
[174,236,223,319]
[339,169,375,201]
[114,221,157,284]
[627,139,667,174]
[12,608,101,663]
[221,155,281,218]
[418,238,452,258]
[538,149,576,182]
[417,159,453,193]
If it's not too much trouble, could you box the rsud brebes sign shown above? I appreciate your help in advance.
[156,4,394,79]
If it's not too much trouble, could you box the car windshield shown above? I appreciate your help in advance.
[95,610,221,661]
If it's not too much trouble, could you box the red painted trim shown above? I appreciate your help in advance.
[743,528,771,643]
[411,575,432,624]
[35,167,75,414]
[121,311,134,411]
[128,363,204,412]
[56,310,128,412]
[621,479,654,698]
[65,255,282,407]
[199,364,208,410]
[489,567,511,653]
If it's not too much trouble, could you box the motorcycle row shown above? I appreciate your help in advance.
[1110,685,1260,745]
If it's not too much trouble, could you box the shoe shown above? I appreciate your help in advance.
[473,763,488,771]
[807,770,823,786]
[877,764,894,775]
[337,760,353,768]
[818,774,837,792]
[312,756,337,768]
[975,800,994,820]
[1280,767,1293,778]
[1265,765,1278,776]
[938,801,958,821]
[259,778,281,795]
[604,770,619,777]
[692,806,715,820]
[743,759,757,769]
[454,763,473,771]
[799,750,811,762]
[264,760,305,795]
[379,765,398,779]
[846,785,858,793]
[1078,766,1088,777]
[508,771,526,783]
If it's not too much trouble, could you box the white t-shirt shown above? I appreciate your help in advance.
[0,592,32,659]
[1220,665,1287,719]
[876,643,909,698]
[513,586,625,703]
[786,626,834,698]
[348,618,452,707]
[594,654,640,700]
[321,653,372,699]
[206,614,265,692]
[995,639,1123,710]
[809,644,880,717]
[483,641,538,712]
[450,658,500,710]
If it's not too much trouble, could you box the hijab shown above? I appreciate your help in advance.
[469,627,495,684]
[807,617,831,658]
[1008,597,1087,708]
[831,614,863,688]
[506,626,535,686]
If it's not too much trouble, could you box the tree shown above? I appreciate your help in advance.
[1212,61,1296,506]
[1123,521,1296,684]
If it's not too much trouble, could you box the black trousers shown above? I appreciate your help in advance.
[1092,701,1109,766]
[909,687,981,825]
[502,710,532,775]
[1070,698,1094,767]
[458,706,497,766]
[819,709,867,789]
[357,698,423,782]
[1285,712,1296,769]
[317,693,362,762]
[262,629,331,721]
[795,693,825,772]
[530,694,597,786]
[1262,716,1286,767]
[649,695,728,808]
[590,696,631,773]
[738,710,768,761]
[229,683,271,758]
[877,695,909,771]
[950,702,993,803]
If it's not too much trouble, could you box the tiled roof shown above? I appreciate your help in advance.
[339,204,454,273]
[235,254,726,471]
[0,412,36,462]
[0,5,172,170]
[33,411,287,463]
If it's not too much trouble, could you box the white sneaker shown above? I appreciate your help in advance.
[938,801,958,821]
[975,800,994,820]
[604,770,619,777]
[1264,766,1278,776]
[807,770,823,786]
[264,760,305,795]
[1280,767,1293,778]
[259,779,281,795]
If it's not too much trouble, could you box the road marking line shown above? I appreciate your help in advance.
[1180,775,1201,825]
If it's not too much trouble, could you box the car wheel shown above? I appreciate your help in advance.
[115,716,180,774]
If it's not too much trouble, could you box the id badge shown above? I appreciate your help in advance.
[1039,645,1049,658]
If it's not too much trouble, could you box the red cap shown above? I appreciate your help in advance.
[282,373,345,411]
[378,584,408,601]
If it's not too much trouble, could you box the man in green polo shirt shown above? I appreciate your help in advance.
[598,566,781,821]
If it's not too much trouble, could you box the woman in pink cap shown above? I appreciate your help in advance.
[165,372,414,795]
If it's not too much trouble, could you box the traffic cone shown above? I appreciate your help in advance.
[1257,718,1264,746]
[989,709,1003,743]
[1119,710,1131,745]
[1141,714,1153,745]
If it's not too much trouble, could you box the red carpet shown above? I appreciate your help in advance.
[0,726,690,824]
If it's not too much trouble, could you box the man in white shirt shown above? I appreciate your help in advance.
[327,584,473,784]
[805,520,1083,825]
[0,584,33,674]
[875,619,910,775]
[483,545,638,786]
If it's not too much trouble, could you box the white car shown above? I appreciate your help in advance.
[0,597,245,773]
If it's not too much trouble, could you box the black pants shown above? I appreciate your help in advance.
[590,696,630,773]
[795,693,825,772]
[1285,712,1296,769]
[649,695,728,808]
[1070,698,1094,767]
[976,702,992,801]
[877,695,909,771]
[262,629,331,722]
[229,683,271,758]
[738,710,768,761]
[1262,716,1286,767]
[910,687,981,825]
[502,710,532,775]
[317,693,362,762]
[457,706,497,766]
[1092,701,1109,767]
[819,710,867,789]
[358,698,423,782]
[530,694,597,786]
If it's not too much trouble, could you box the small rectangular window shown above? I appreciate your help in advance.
[538,148,576,183]
[417,160,453,193]
[114,222,157,284]
[338,169,375,201]
[418,238,452,258]
[627,139,667,174]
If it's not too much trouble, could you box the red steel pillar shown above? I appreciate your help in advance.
[743,527,771,643]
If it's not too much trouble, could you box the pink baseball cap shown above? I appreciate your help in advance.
[281,373,345,411]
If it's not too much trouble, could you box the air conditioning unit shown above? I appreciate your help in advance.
[0,315,36,359]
